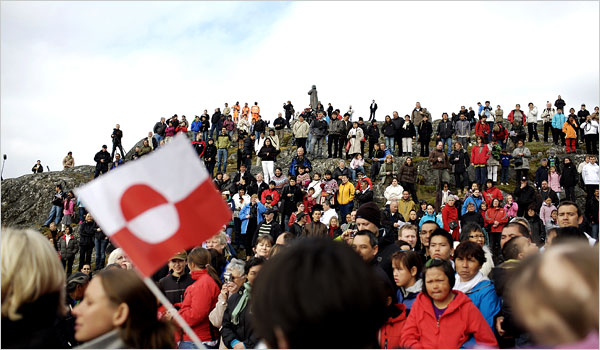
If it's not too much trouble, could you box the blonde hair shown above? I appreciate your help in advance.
[1,228,66,321]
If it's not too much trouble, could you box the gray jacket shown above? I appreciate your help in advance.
[329,118,345,135]
[77,330,128,349]
[512,146,531,170]
[455,120,471,137]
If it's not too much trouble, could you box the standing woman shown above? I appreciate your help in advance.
[483,198,508,260]
[203,139,217,177]
[398,157,419,203]
[442,195,460,241]
[58,226,78,276]
[560,157,578,202]
[449,142,470,196]
[257,138,278,184]
[471,136,490,189]
[511,139,531,183]
[562,114,579,154]
[400,259,497,349]
[401,114,416,156]
[379,154,396,186]
[239,195,266,257]
[382,115,396,154]
[347,121,364,157]
[62,191,76,228]
[79,213,97,272]
[580,114,599,154]
[178,248,222,349]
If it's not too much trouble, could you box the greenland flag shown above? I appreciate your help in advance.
[75,135,231,277]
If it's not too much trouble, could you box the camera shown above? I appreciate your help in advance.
[223,272,233,284]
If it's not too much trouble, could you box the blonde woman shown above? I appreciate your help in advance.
[2,228,66,348]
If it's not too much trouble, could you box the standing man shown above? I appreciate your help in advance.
[43,184,64,227]
[111,124,124,161]
[577,104,591,145]
[337,175,355,224]
[540,102,556,143]
[216,128,231,174]
[455,113,471,150]
[153,117,167,146]
[327,103,334,118]
[273,113,286,146]
[436,112,454,155]
[429,141,450,190]
[411,102,427,136]
[526,102,540,142]
[369,100,378,122]
[251,102,260,122]
[292,114,309,151]
[554,95,566,114]
[32,160,44,173]
[94,145,111,178]
[309,112,328,158]
[328,112,344,158]
[582,155,599,201]
[283,101,294,128]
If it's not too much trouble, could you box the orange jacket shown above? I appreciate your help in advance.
[562,120,578,139]
[242,106,250,117]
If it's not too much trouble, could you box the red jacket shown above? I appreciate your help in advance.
[378,304,407,349]
[178,270,220,342]
[400,291,498,349]
[260,188,280,206]
[474,121,490,139]
[492,125,508,141]
[483,186,504,207]
[442,204,459,240]
[507,109,526,125]
[484,207,508,233]
[470,145,490,166]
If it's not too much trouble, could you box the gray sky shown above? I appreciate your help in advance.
[1,1,598,179]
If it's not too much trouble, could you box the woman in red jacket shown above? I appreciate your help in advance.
[483,198,508,263]
[400,259,498,349]
[442,195,460,241]
[471,136,491,189]
[178,247,222,348]
[475,116,490,144]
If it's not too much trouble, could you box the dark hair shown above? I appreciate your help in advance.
[453,241,486,267]
[391,250,423,279]
[354,230,378,248]
[502,236,525,260]
[244,256,266,275]
[187,247,222,288]
[422,258,455,297]
[97,269,175,348]
[459,223,483,242]
[277,232,295,245]
[554,226,588,245]
[252,239,387,348]
[396,240,411,249]
[429,228,453,246]
[504,222,532,239]
[558,200,582,217]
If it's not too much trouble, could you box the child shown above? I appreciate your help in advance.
[391,250,423,315]
[296,166,311,189]
[539,197,557,226]
[499,149,513,185]
[350,153,365,181]
[547,149,561,173]
[303,187,317,214]
[504,194,518,219]
[547,166,561,194]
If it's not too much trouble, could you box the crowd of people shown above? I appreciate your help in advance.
[11,96,600,349]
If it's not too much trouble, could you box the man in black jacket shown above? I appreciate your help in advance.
[242,134,256,171]
[247,173,269,199]
[418,115,433,157]
[273,113,286,146]
[514,176,537,217]
[366,120,380,158]
[369,100,378,122]
[436,113,454,155]
[233,164,256,192]
[253,208,283,246]
[153,117,167,145]
[280,177,304,229]
[94,145,111,178]
[158,251,195,306]
[110,124,125,161]
[392,111,404,156]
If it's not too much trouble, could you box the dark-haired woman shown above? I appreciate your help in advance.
[559,157,578,202]
[73,269,175,348]
[178,247,222,349]
[221,257,266,349]
[398,157,419,203]
[400,259,497,349]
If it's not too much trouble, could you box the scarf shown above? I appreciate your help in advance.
[401,278,423,298]
[232,282,251,325]
[454,271,487,293]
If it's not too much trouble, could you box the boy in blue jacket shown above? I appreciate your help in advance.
[499,150,512,185]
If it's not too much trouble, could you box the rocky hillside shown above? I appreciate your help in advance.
[1,123,591,229]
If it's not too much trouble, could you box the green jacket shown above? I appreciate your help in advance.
[216,134,231,149]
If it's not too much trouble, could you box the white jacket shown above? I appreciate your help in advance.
[307,180,322,199]
[384,184,404,204]
[526,106,538,123]
[233,193,251,210]
[582,163,599,185]
[580,120,599,135]
[540,107,555,123]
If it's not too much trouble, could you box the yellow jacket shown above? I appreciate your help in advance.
[337,182,355,205]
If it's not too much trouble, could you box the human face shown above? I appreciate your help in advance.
[468,230,485,247]
[402,191,410,200]
[247,265,262,286]
[356,217,378,234]
[557,205,582,228]
[393,261,415,288]
[420,223,436,247]
[400,229,417,248]
[169,258,186,276]
[275,168,282,177]
[455,255,481,282]
[409,211,417,221]
[392,178,398,186]
[426,205,435,215]
[351,235,378,262]
[429,235,453,260]
[72,277,120,342]
[206,237,225,254]
[312,210,322,222]
[436,142,443,150]
[115,253,131,270]
[501,226,526,248]
[473,190,480,198]
[447,197,455,207]
[297,203,305,212]
[255,240,272,258]
[425,267,452,303]
[81,265,91,275]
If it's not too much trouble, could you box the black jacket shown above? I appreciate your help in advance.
[461,211,484,228]
[559,163,578,187]
[154,121,167,136]
[111,128,123,144]
[525,213,546,247]
[221,287,259,349]
[247,181,269,199]
[418,121,433,141]
[94,150,111,170]
[332,167,351,183]
[400,121,416,138]
[586,197,599,225]
[158,272,195,306]
[203,143,217,163]
[449,149,470,173]
[392,117,404,137]
[437,120,454,139]
[281,184,304,216]
[79,221,98,247]
[355,189,374,207]
[254,119,267,133]
[257,145,278,162]
[366,125,380,141]
[381,209,405,239]
[514,184,536,208]
[273,117,286,130]
[211,111,221,125]
[243,137,255,158]
[382,122,396,137]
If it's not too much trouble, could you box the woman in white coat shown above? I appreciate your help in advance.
[346,121,364,157]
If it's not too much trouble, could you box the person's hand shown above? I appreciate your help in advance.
[233,343,245,349]
[438,157,443,162]
[246,215,250,219]
[519,153,524,157]
[288,193,292,197]
[520,182,526,189]
[496,316,505,336]
[393,223,400,228]
[340,229,355,245]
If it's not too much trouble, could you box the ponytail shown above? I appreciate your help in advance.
[188,247,222,288]
[205,264,222,289]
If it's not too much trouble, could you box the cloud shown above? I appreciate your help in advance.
[1,1,598,179]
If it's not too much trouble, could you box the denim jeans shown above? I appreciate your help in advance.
[591,224,599,240]
[441,137,452,155]
[217,149,228,173]
[210,124,218,139]
[475,166,488,187]
[153,134,163,148]
[78,207,87,223]
[338,202,354,224]
[44,205,63,226]
[310,136,324,157]
[487,122,495,142]
[500,166,509,183]
[202,131,209,142]
[351,167,365,181]
[95,238,108,270]
[191,131,198,141]
[385,136,395,153]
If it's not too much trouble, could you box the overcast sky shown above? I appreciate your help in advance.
[1,1,598,179]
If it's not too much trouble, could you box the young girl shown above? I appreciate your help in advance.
[295,166,311,190]
[408,210,419,226]
[392,250,423,315]
[350,153,365,181]
[400,259,497,349]
[504,194,518,219]
[539,197,557,226]
[547,166,561,194]
[416,201,428,220]
[380,154,396,186]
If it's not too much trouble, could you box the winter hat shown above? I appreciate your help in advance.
[356,202,382,228]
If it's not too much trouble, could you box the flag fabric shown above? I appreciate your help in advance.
[75,135,231,277]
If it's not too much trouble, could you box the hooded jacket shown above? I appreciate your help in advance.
[179,270,221,342]
[378,304,408,349]
[400,291,497,349]
[470,144,490,166]
[482,186,503,207]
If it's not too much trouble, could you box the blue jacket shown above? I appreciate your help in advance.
[500,154,512,167]
[288,156,313,176]
[418,213,443,230]
[461,195,483,215]
[464,279,501,329]
[191,120,202,132]
[552,113,566,129]
[239,202,266,234]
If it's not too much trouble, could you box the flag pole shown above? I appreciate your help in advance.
[142,277,206,349]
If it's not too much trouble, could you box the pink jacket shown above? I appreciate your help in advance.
[539,202,557,225]
[504,202,518,218]
[63,198,75,216]
[548,172,561,193]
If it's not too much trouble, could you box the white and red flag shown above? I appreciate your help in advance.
[75,135,231,277]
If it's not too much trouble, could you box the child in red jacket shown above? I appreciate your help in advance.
[378,277,408,349]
